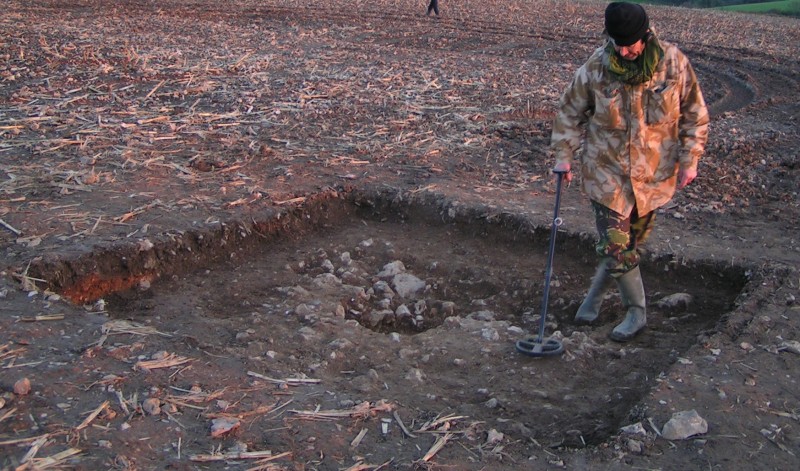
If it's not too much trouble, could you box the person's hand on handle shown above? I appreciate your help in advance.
[553,162,572,183]
[677,167,697,189]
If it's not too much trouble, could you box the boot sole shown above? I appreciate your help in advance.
[609,326,645,342]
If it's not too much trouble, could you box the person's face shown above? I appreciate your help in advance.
[612,38,645,61]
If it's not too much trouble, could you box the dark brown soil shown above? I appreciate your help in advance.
[1,1,799,470]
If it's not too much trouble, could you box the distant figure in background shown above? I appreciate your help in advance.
[426,0,439,16]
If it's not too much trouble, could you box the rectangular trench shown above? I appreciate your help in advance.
[24,187,748,448]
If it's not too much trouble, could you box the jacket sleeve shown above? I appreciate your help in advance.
[550,64,593,168]
[677,58,709,172]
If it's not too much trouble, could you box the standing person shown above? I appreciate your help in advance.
[550,2,709,342]
[426,0,439,17]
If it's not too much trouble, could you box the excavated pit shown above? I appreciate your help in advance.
[27,189,748,445]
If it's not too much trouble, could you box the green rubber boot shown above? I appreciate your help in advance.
[574,258,614,325]
[610,265,647,342]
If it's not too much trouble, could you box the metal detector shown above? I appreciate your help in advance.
[515,170,568,357]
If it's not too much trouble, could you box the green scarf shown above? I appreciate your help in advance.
[605,35,664,85]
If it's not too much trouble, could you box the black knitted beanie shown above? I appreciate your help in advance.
[605,2,649,46]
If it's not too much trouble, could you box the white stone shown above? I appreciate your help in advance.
[312,273,341,287]
[481,328,500,341]
[297,327,318,341]
[620,422,647,436]
[485,429,504,445]
[367,309,392,327]
[378,261,405,277]
[398,348,417,360]
[661,410,708,440]
[405,368,426,382]
[395,304,412,319]
[391,273,426,299]
[627,438,643,454]
[372,280,394,297]
[655,293,693,310]
[414,300,427,315]
[780,340,800,354]
[376,298,392,309]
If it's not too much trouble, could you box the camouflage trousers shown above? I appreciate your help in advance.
[591,200,656,277]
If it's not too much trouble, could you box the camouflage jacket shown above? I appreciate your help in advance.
[550,38,709,217]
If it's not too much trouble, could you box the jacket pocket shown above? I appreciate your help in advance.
[592,86,626,131]
[646,80,680,125]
